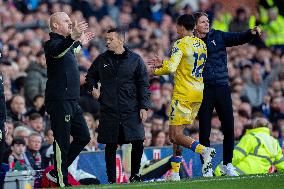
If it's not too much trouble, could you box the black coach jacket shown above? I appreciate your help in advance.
[202,29,254,86]
[44,32,81,101]
[85,47,150,143]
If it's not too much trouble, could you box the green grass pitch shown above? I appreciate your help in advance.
[65,173,284,189]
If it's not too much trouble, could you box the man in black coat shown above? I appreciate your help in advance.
[0,69,8,189]
[85,28,150,183]
[193,12,261,176]
[44,12,94,187]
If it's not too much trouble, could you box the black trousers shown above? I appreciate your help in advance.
[198,84,234,164]
[105,140,144,183]
[0,78,6,189]
[0,77,6,164]
[46,100,90,187]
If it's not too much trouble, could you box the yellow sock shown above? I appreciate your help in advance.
[195,144,205,154]
[170,156,182,173]
[171,162,181,173]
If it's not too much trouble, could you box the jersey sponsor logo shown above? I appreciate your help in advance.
[172,47,180,54]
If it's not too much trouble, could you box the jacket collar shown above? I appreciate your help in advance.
[106,46,131,59]
[246,127,270,135]
[49,32,69,39]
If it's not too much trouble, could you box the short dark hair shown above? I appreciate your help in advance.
[107,27,125,39]
[193,12,209,24]
[36,50,45,57]
[12,137,26,146]
[29,113,42,121]
[177,14,195,31]
[33,94,44,102]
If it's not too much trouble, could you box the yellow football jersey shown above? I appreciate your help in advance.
[154,36,207,102]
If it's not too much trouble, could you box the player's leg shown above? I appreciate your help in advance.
[170,143,182,181]
[169,100,216,177]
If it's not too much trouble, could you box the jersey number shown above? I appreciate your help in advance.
[192,52,206,78]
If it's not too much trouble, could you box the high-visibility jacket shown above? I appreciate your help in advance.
[262,15,284,46]
[215,127,284,175]
[211,13,232,32]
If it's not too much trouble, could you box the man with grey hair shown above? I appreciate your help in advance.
[13,125,32,144]
[44,12,94,187]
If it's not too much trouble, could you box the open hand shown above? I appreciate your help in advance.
[79,32,95,46]
[140,109,147,122]
[148,55,163,68]
[71,20,88,40]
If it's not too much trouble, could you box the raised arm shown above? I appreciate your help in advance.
[44,36,76,58]
[222,26,261,47]
[154,41,184,75]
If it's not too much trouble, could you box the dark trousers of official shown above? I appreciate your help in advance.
[46,100,90,187]
[0,120,4,189]
[105,140,144,183]
[0,80,6,189]
[198,85,234,165]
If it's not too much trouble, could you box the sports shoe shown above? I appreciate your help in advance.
[201,147,216,177]
[46,169,57,183]
[202,167,214,177]
[171,172,181,181]
[220,163,239,176]
[129,174,142,182]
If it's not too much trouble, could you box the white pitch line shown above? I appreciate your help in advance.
[77,174,284,189]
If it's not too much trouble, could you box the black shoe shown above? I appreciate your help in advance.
[129,174,142,183]
[46,169,57,183]
[64,183,72,187]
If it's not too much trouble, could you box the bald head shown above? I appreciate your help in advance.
[49,12,72,36]
[49,12,65,30]
[252,117,269,128]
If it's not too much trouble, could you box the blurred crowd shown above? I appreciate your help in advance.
[0,0,284,171]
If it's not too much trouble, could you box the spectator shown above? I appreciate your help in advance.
[28,113,45,137]
[26,94,46,117]
[143,119,152,134]
[13,125,31,144]
[243,62,283,109]
[7,94,26,122]
[152,130,167,147]
[83,112,97,131]
[25,132,42,170]
[151,116,164,131]
[41,129,54,169]
[262,7,284,49]
[229,7,249,32]
[24,50,47,107]
[144,131,152,147]
[8,137,29,170]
